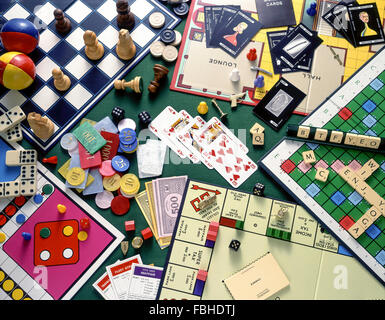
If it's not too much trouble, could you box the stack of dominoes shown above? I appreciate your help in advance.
[0,105,26,142]
[0,150,37,198]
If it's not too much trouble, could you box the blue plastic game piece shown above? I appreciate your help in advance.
[33,194,43,204]
[160,29,176,44]
[193,279,205,296]
[119,128,136,145]
[306,2,317,17]
[16,214,26,224]
[111,155,130,172]
[205,239,215,248]
[22,232,31,240]
[173,3,189,16]
[254,75,265,88]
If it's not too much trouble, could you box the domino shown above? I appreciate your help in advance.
[0,124,23,142]
[19,165,37,196]
[0,180,20,198]
[5,150,37,166]
[0,106,26,133]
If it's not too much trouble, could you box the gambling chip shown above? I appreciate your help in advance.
[171,30,182,46]
[119,128,136,145]
[118,118,136,132]
[120,173,140,195]
[111,155,130,173]
[162,45,178,62]
[150,40,166,58]
[103,174,121,192]
[111,195,130,216]
[66,167,85,186]
[99,160,116,177]
[95,190,114,209]
[173,3,189,16]
[149,12,165,28]
[60,133,78,150]
[120,139,138,153]
[160,29,176,44]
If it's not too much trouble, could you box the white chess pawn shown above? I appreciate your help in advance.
[52,68,71,91]
[229,68,240,82]
[83,30,104,60]
[116,29,136,60]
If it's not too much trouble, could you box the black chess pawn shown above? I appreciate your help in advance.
[116,0,135,31]
[148,64,169,94]
[54,9,71,34]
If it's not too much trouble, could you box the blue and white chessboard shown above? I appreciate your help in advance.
[0,0,180,152]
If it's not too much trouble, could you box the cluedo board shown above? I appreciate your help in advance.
[0,0,180,153]
[157,179,385,299]
[0,139,124,300]
[260,46,385,286]
[170,0,384,115]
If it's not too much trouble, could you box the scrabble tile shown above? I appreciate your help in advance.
[329,131,344,144]
[357,135,370,148]
[249,122,265,134]
[348,222,366,239]
[252,132,264,146]
[315,167,329,182]
[314,128,328,141]
[365,206,381,222]
[357,159,379,181]
[297,125,310,139]
[344,133,358,146]
[302,150,316,164]
[367,136,381,149]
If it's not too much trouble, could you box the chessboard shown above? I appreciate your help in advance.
[260,46,385,286]
[0,0,180,153]
[157,179,385,299]
[0,139,124,300]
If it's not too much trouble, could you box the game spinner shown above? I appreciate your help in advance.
[260,46,385,286]
[0,0,180,152]
[157,179,385,300]
[0,139,124,300]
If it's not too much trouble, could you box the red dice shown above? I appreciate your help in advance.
[80,217,90,229]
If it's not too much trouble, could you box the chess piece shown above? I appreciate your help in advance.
[114,76,143,94]
[52,68,71,91]
[229,68,240,82]
[83,30,104,60]
[148,64,169,94]
[54,8,71,34]
[116,0,135,31]
[27,112,55,140]
[116,29,136,60]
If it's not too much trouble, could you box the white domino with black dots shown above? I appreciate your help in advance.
[0,106,26,134]
[0,124,23,142]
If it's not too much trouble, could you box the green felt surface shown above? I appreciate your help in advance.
[21,20,304,300]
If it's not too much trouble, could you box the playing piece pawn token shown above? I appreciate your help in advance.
[173,3,189,16]
[16,214,26,224]
[160,29,176,44]
[57,204,66,214]
[33,194,43,204]
[103,174,121,192]
[60,133,78,150]
[63,225,74,236]
[150,41,165,58]
[95,190,114,209]
[162,45,178,62]
[111,155,130,173]
[78,230,88,241]
[132,236,143,249]
[40,227,51,239]
[99,160,116,177]
[149,12,165,28]
[111,195,130,216]
[171,30,182,46]
[118,118,136,132]
[66,167,86,186]
[0,232,6,243]
[121,240,129,256]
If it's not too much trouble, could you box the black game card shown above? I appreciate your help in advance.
[255,0,296,28]
[209,6,240,48]
[348,3,385,47]
[252,78,306,131]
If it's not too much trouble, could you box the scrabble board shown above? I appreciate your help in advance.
[0,0,180,152]
[170,0,385,115]
[260,46,385,286]
[157,179,385,299]
[0,139,124,300]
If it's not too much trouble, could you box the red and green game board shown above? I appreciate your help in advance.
[260,46,385,285]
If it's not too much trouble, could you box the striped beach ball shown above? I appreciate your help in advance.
[0,51,36,90]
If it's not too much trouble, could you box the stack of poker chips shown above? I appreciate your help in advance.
[119,128,138,154]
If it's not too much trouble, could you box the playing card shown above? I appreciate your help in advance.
[210,6,240,47]
[149,106,187,159]
[162,110,200,163]
[177,116,214,169]
[201,133,257,188]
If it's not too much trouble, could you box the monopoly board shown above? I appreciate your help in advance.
[157,179,385,299]
[170,0,384,115]
[260,46,385,286]
[0,139,124,300]
[0,0,180,153]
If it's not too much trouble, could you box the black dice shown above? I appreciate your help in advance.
[138,111,152,127]
[253,183,265,196]
[229,239,240,251]
[111,106,125,124]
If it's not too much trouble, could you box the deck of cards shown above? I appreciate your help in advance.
[204,5,263,58]
[322,2,385,47]
[149,106,258,188]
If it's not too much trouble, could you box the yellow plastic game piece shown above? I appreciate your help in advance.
[302,150,316,164]
[103,174,121,192]
[66,167,86,186]
[315,167,329,182]
[78,231,88,241]
[197,101,208,115]
[3,279,14,292]
[63,225,74,237]
[11,288,24,300]
[0,232,6,243]
[120,173,140,195]
[57,204,67,214]
[0,270,5,282]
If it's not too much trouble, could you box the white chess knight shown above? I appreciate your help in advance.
[229,68,240,82]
